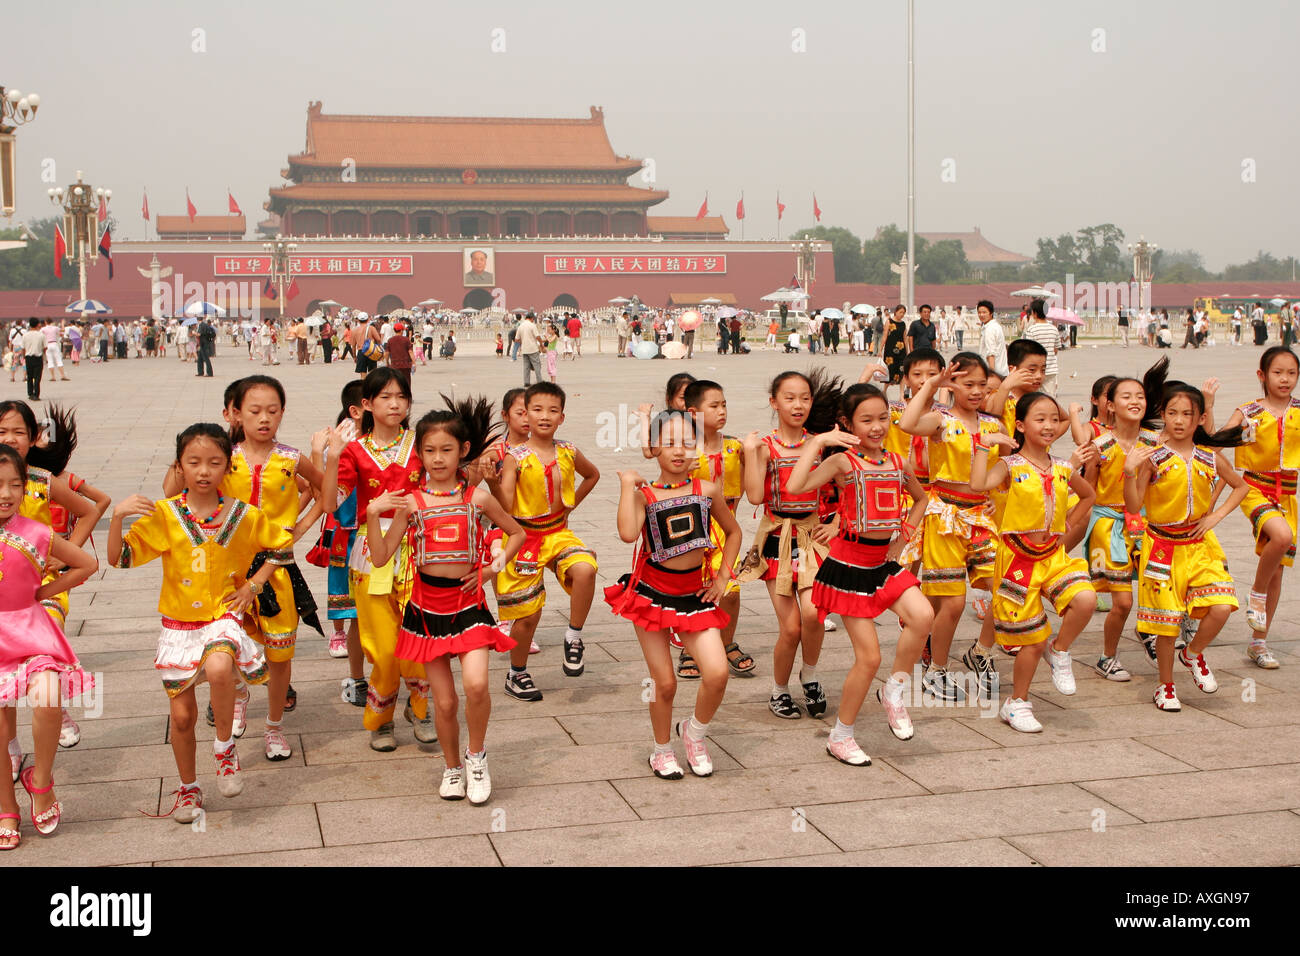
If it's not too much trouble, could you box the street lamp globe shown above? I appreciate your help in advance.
[6,89,20,104]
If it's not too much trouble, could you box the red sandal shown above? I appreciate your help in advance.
[0,813,20,850]
[19,767,61,836]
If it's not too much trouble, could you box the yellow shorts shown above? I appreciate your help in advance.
[920,507,996,597]
[707,517,741,597]
[1241,486,1297,568]
[244,566,298,663]
[495,526,597,621]
[39,568,69,626]
[1086,514,1142,593]
[1136,533,1238,637]
[992,540,1093,646]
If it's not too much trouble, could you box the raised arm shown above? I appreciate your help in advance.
[785,429,854,496]
[742,430,767,505]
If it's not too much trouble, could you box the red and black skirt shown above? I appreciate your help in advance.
[397,572,515,663]
[603,560,730,633]
[811,535,918,622]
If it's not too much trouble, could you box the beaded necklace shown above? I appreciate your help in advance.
[650,478,691,490]
[851,448,890,467]
[770,429,811,449]
[423,482,465,498]
[180,490,225,527]
[363,429,405,459]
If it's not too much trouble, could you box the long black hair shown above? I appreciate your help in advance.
[768,367,845,435]
[175,422,233,464]
[837,383,889,428]
[0,400,78,474]
[228,375,287,444]
[1141,356,1244,448]
[360,367,413,435]
[413,393,501,473]
[1010,391,1062,454]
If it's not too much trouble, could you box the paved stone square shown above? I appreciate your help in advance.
[6,333,1299,866]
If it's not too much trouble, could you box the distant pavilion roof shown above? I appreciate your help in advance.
[156,215,247,238]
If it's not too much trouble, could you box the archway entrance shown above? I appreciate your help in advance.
[376,294,405,314]
[552,293,579,310]
[462,288,494,311]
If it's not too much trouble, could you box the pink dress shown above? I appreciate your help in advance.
[0,515,91,703]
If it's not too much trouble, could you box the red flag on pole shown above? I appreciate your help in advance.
[98,227,114,279]
[53,224,66,279]
[813,194,822,222]
[97,196,108,224]
[776,193,786,221]
[186,190,197,222]
[141,190,150,222]
[228,191,242,216]
[736,196,745,221]
[286,278,300,301]
[790,275,801,290]
[695,194,709,221]
[263,277,278,301]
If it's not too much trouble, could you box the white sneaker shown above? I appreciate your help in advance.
[877,682,914,740]
[1153,682,1181,711]
[263,725,292,761]
[999,697,1043,733]
[649,750,684,780]
[465,751,491,805]
[675,719,714,777]
[1179,649,1218,693]
[439,765,467,800]
[823,617,837,632]
[826,737,871,766]
[1248,643,1280,669]
[214,743,244,797]
[1094,655,1132,682]
[58,710,81,748]
[1046,642,1077,695]
[232,688,250,739]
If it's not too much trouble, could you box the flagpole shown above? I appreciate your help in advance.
[741,191,745,241]
[906,0,916,314]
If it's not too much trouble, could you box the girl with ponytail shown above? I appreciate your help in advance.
[365,394,524,805]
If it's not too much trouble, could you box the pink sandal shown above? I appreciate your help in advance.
[19,767,61,836]
[0,812,20,850]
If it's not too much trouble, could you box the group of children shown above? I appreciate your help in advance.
[0,342,1294,848]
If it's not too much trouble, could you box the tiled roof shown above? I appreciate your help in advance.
[912,227,1031,264]
[157,215,247,236]
[291,102,643,170]
[666,292,739,305]
[268,182,667,207]
[647,216,728,235]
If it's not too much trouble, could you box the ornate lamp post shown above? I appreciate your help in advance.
[48,171,109,313]
[1128,236,1157,317]
[791,237,817,329]
[0,84,40,217]
[263,235,297,317]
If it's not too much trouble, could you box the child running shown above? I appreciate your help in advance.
[366,396,524,804]
[0,444,96,848]
[110,424,290,822]
[606,409,741,778]
[1217,346,1298,668]
[492,383,600,702]
[737,369,842,720]
[1122,368,1248,711]
[785,384,934,759]
[970,393,1098,731]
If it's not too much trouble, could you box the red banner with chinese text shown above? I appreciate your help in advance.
[543,254,726,275]
[213,255,414,276]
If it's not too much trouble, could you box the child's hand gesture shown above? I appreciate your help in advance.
[636,402,654,424]
[817,426,860,450]
[1123,442,1157,477]
[1200,377,1220,404]
[328,424,350,456]
[1068,402,1086,420]
[742,429,763,453]
[114,494,155,519]
[310,427,330,456]
[336,419,358,445]
[983,433,1019,452]
[1069,441,1100,470]
[1005,367,1034,392]
[224,583,256,618]
[618,470,647,488]
[698,572,727,605]
[367,491,408,517]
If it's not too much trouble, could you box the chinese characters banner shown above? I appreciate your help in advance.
[213,255,414,276]
[543,254,726,275]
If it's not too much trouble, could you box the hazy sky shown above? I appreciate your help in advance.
[6,0,1297,268]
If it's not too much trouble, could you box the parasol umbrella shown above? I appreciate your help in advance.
[678,310,703,331]
[318,299,343,308]
[632,340,659,360]
[699,297,723,306]
[760,287,808,303]
[181,316,200,327]
[715,306,740,320]
[460,307,479,315]
[1270,297,1288,307]
[65,299,110,314]
[416,298,442,306]
[850,303,875,315]
[661,341,688,360]
[1046,306,1082,326]
[184,300,226,317]
[608,296,631,304]
[305,315,325,327]
[819,307,845,319]
[1010,286,1059,299]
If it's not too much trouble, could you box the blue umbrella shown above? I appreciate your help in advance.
[65,299,111,314]
[181,317,200,327]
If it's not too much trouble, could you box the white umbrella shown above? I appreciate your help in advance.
[417,298,443,306]
[305,315,325,327]
[184,301,226,317]
[716,306,740,319]
[318,299,343,308]
[850,303,875,315]
[608,296,631,305]
[760,288,808,303]
[819,307,845,319]
[460,307,479,315]
[181,316,200,327]
[65,299,110,314]
[699,297,723,306]
[1010,286,1059,299]
[1269,297,1288,307]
